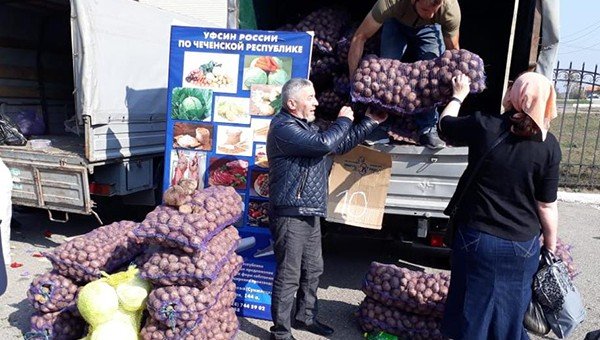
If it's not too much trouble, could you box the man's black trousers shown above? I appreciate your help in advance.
[269,215,324,339]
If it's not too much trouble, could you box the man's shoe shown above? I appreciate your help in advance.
[293,320,334,336]
[419,129,446,149]
[269,334,296,340]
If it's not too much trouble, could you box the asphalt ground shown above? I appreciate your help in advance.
[0,201,598,339]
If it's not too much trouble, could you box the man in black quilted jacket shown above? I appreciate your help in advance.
[267,78,387,340]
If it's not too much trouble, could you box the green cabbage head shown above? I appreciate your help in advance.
[90,318,137,340]
[244,67,268,88]
[268,69,289,86]
[77,280,119,327]
[181,96,204,117]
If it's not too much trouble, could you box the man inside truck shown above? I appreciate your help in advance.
[348,0,461,149]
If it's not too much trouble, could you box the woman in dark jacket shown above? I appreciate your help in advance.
[439,72,561,340]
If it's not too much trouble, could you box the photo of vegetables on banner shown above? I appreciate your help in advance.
[164,26,313,321]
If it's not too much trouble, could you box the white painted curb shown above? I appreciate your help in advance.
[557,191,600,205]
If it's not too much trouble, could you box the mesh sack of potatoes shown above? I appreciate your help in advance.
[140,226,240,287]
[26,307,86,340]
[44,220,145,283]
[141,286,238,340]
[350,49,486,116]
[316,89,348,120]
[357,297,444,340]
[294,7,350,55]
[146,255,242,329]
[362,262,450,318]
[336,26,381,64]
[310,55,340,82]
[333,73,351,97]
[27,270,80,313]
[134,186,243,253]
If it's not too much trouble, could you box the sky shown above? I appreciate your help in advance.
[557,1,600,70]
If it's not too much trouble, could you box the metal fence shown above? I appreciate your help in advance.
[552,62,600,191]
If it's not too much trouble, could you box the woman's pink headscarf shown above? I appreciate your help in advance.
[502,72,557,141]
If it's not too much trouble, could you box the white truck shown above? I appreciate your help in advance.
[0,0,543,246]
[0,0,235,223]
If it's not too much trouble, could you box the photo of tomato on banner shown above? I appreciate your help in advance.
[207,157,248,190]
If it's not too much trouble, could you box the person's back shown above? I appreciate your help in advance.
[442,112,561,241]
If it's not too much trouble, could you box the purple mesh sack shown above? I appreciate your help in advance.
[357,298,443,340]
[27,271,80,313]
[146,255,242,329]
[134,186,243,253]
[362,262,449,317]
[141,287,238,340]
[294,7,350,55]
[140,226,240,287]
[44,221,145,283]
[26,307,85,340]
[351,49,486,116]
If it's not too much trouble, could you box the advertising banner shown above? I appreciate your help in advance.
[164,26,313,320]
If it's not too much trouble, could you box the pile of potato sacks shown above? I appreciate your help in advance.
[357,237,579,339]
[279,6,486,145]
[26,184,243,339]
[26,220,145,339]
[357,262,449,340]
[135,184,243,339]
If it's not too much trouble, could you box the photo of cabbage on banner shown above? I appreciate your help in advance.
[170,87,213,122]
[242,55,292,91]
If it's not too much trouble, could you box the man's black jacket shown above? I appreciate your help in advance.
[266,110,378,217]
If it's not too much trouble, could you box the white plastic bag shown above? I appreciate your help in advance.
[0,158,12,264]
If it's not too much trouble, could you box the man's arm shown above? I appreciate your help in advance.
[537,200,558,252]
[335,110,387,154]
[270,106,355,158]
[270,118,352,158]
[348,13,382,75]
[444,33,460,50]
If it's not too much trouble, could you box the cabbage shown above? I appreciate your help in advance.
[243,67,268,88]
[115,275,151,312]
[181,96,203,117]
[77,281,119,327]
[272,57,283,69]
[112,306,143,331]
[90,318,137,340]
[267,69,289,86]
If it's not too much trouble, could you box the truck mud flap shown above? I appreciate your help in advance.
[6,159,92,215]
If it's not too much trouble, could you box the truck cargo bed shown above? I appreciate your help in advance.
[0,135,91,214]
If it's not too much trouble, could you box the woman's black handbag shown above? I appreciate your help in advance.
[524,297,551,336]
[443,130,509,245]
[533,247,586,338]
